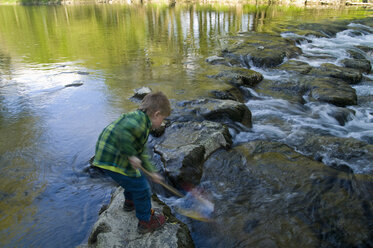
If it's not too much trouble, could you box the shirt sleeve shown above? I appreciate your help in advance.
[140,145,157,173]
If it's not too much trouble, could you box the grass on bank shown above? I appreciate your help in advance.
[0,0,60,4]
[0,0,371,5]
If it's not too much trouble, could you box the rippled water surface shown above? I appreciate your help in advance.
[0,3,372,247]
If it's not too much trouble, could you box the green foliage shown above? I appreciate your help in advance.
[0,0,61,4]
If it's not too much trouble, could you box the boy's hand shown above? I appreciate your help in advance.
[129,156,163,183]
[129,156,142,169]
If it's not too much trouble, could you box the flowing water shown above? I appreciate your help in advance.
[0,3,372,247]
[235,25,373,174]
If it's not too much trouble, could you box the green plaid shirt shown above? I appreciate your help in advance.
[93,110,157,177]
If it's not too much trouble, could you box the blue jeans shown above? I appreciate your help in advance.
[105,170,152,221]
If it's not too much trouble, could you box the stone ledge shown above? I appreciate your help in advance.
[82,187,194,248]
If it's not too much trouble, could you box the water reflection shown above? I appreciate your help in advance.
[0,50,42,246]
[0,4,369,69]
[0,58,118,246]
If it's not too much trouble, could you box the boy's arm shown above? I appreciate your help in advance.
[140,146,158,173]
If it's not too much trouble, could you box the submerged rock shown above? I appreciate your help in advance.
[347,49,367,60]
[205,56,242,67]
[205,56,226,65]
[65,81,84,87]
[195,141,373,248]
[85,188,194,248]
[358,94,373,107]
[77,71,90,75]
[290,21,350,37]
[328,107,355,126]
[295,136,373,175]
[285,29,329,40]
[356,45,373,59]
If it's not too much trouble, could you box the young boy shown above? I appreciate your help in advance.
[93,91,171,234]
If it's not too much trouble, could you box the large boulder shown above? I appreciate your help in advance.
[221,33,302,68]
[170,98,252,128]
[154,121,232,186]
[191,141,373,248]
[85,188,194,248]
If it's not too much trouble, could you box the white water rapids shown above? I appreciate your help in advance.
[233,22,373,174]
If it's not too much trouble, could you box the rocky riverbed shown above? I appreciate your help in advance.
[82,17,373,248]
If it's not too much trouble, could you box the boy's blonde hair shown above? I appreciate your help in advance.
[139,91,171,116]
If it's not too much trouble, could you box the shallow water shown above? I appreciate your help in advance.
[0,3,372,247]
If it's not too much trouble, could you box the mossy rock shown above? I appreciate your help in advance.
[170,98,252,128]
[210,67,263,88]
[254,79,307,104]
[276,60,313,75]
[309,63,362,84]
[304,77,357,107]
[221,33,301,68]
[340,58,371,74]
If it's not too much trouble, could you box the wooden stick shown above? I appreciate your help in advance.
[137,165,184,198]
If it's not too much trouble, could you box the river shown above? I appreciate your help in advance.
[0,3,372,247]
